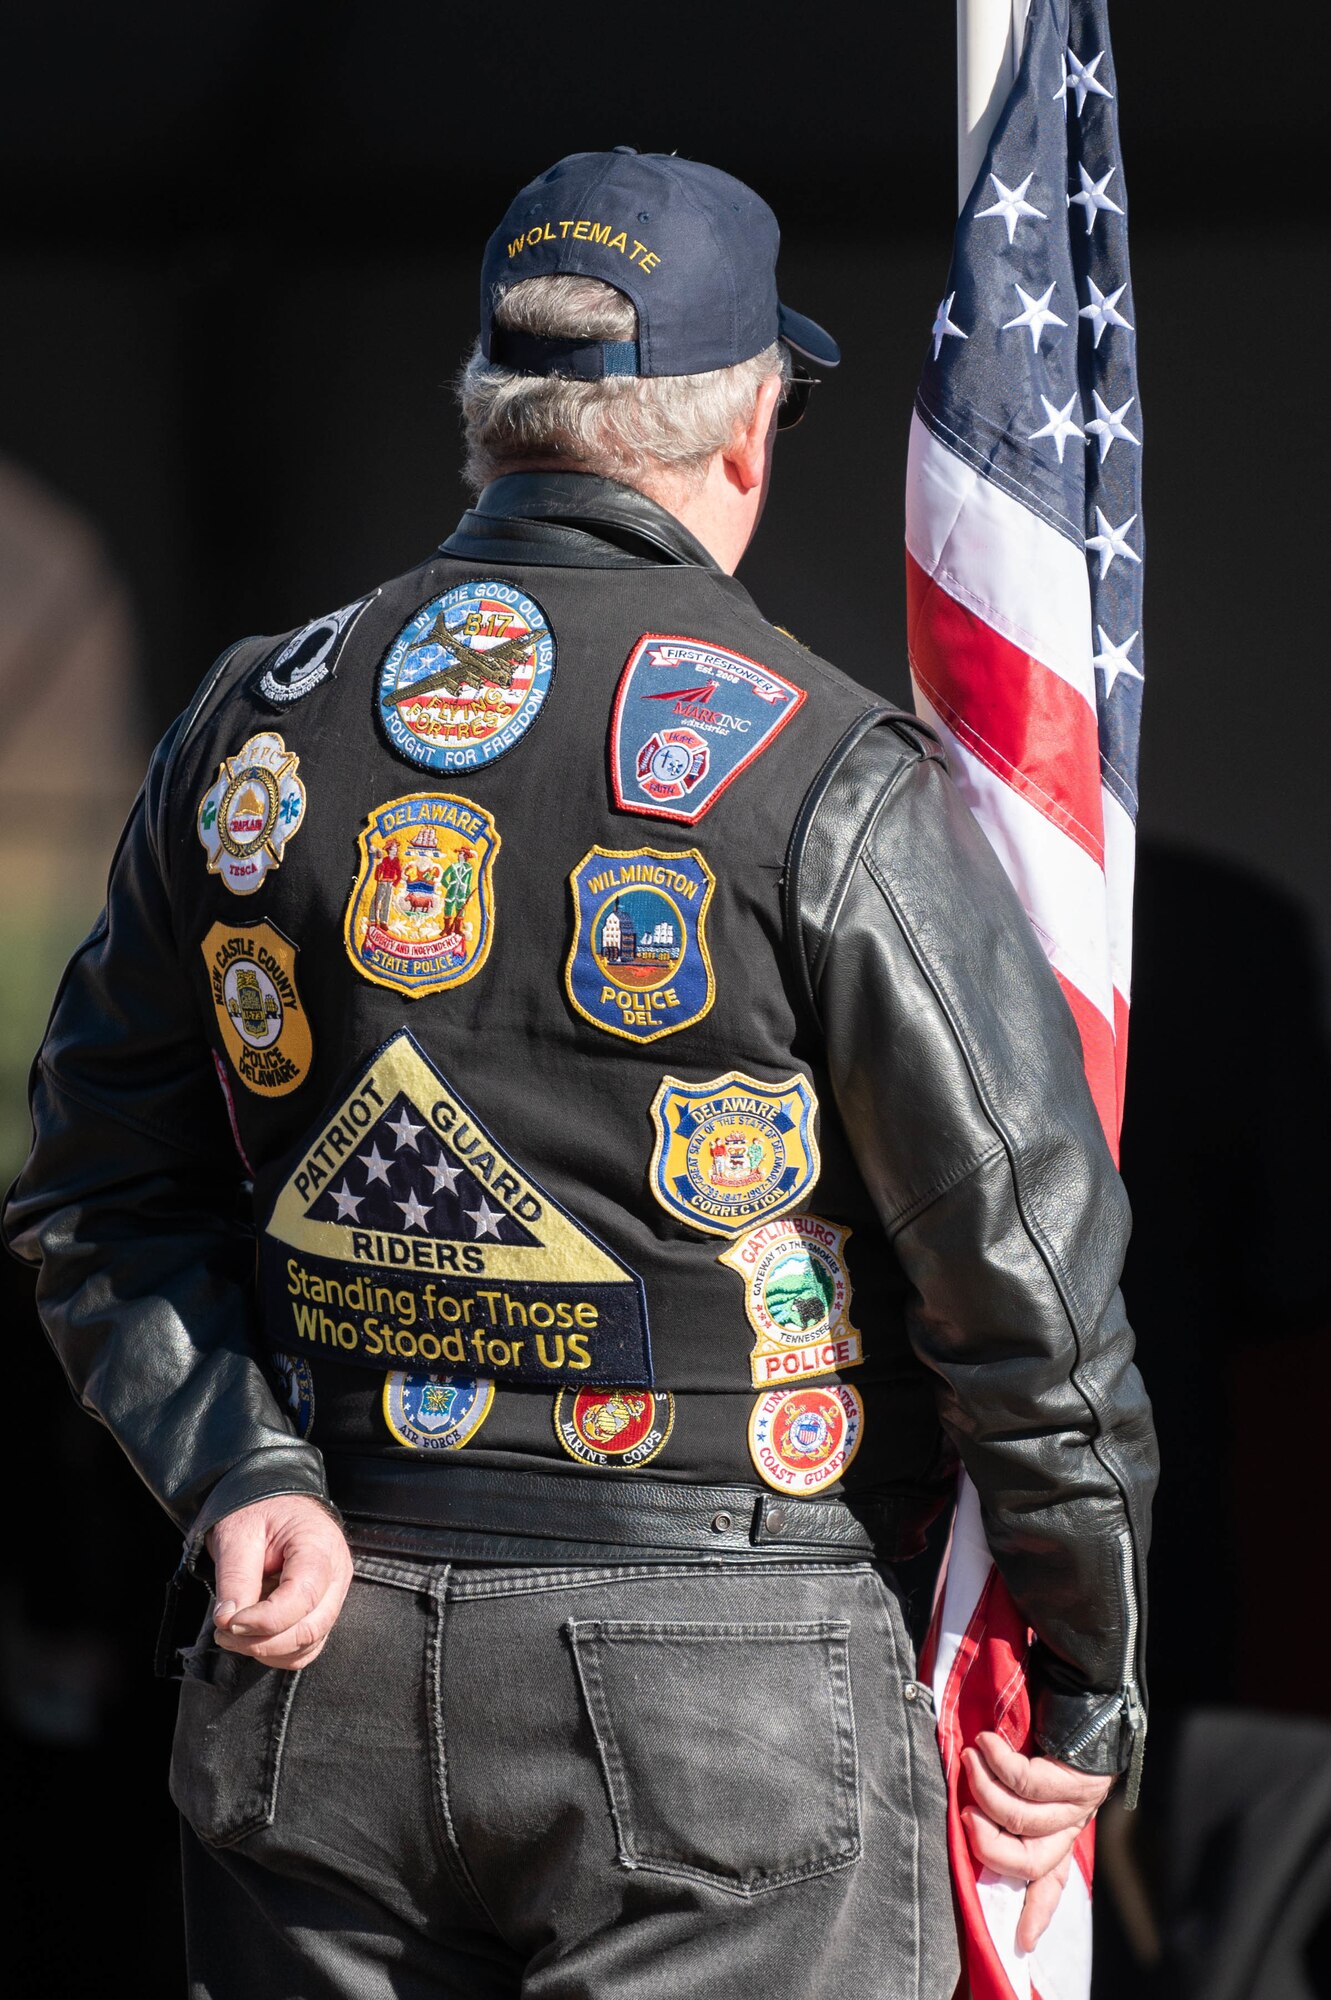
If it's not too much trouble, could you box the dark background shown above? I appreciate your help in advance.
[3,4,1330,1993]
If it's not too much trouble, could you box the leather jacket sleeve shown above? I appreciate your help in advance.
[1,722,331,1550]
[788,713,1158,1780]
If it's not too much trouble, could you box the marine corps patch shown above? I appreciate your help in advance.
[565,846,715,1043]
[271,1352,316,1438]
[382,1371,494,1451]
[553,1387,674,1469]
[647,1072,820,1236]
[254,591,378,706]
[748,1384,864,1496]
[201,921,312,1097]
[610,635,806,824]
[377,580,555,774]
[197,732,307,894]
[719,1214,864,1387]
[343,792,499,998]
[260,1031,652,1385]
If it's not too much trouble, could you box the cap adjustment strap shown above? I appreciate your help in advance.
[487,329,642,381]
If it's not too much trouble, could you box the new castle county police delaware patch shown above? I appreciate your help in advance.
[254,591,379,707]
[610,634,806,825]
[748,1384,864,1496]
[197,732,307,894]
[270,1352,315,1437]
[565,847,715,1044]
[344,793,499,999]
[201,921,312,1097]
[648,1072,820,1237]
[376,581,555,775]
[719,1214,864,1388]
[553,1388,675,1470]
[382,1372,494,1451]
[259,1031,652,1386]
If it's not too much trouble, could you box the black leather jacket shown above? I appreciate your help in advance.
[4,473,1156,1778]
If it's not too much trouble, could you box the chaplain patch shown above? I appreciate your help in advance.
[197,732,307,894]
[344,792,499,998]
[648,1072,820,1237]
[254,591,378,707]
[565,846,715,1043]
[201,920,312,1097]
[720,1214,863,1387]
[377,580,555,774]
[259,1031,652,1386]
[271,1352,316,1438]
[554,1387,674,1469]
[382,1371,494,1451]
[748,1384,863,1496]
[611,635,806,824]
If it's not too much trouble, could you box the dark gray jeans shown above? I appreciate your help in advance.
[172,1552,960,1999]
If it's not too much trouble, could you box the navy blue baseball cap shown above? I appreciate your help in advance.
[479,148,840,385]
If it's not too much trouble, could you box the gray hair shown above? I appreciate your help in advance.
[457,275,789,495]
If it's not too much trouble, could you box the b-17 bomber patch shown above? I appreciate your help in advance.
[376,580,555,775]
[201,920,312,1097]
[565,846,715,1043]
[260,1032,652,1386]
[610,635,805,824]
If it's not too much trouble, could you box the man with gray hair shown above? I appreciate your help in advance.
[5,148,1154,1998]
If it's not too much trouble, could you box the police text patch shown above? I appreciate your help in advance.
[565,846,715,1043]
[719,1214,863,1387]
[610,635,805,824]
[202,920,312,1096]
[343,793,500,999]
[648,1071,820,1236]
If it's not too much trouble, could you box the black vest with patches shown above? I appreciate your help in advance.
[163,500,949,1521]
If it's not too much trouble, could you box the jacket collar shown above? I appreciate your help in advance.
[440,472,722,572]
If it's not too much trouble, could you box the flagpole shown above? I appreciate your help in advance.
[957,0,1030,212]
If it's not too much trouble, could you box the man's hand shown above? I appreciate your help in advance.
[208,1495,353,1671]
[961,1730,1114,1953]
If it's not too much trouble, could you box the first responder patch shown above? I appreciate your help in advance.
[259,1031,652,1386]
[748,1384,863,1496]
[376,580,555,774]
[201,920,312,1097]
[382,1372,494,1451]
[197,732,307,894]
[343,792,499,999]
[647,1072,820,1236]
[253,591,378,707]
[719,1214,863,1387]
[270,1352,316,1438]
[565,846,715,1043]
[553,1388,674,1469]
[610,635,805,824]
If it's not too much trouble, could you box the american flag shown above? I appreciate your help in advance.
[907,1,1142,1994]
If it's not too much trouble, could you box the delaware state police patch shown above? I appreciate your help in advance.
[382,1372,494,1451]
[648,1072,820,1236]
[377,580,555,774]
[343,793,500,999]
[610,635,805,824]
[565,846,715,1043]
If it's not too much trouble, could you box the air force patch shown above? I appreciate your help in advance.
[260,1031,652,1386]
[377,580,554,774]
[197,732,307,894]
[202,921,312,1097]
[719,1214,863,1387]
[343,792,499,998]
[254,592,378,706]
[383,1372,494,1451]
[610,635,805,824]
[565,846,715,1043]
[648,1072,820,1236]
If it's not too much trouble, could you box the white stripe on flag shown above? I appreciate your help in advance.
[1102,785,1136,1004]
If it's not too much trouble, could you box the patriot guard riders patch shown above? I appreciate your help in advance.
[376,580,555,774]
[197,732,307,894]
[259,1031,652,1386]
[565,847,715,1043]
[254,591,378,707]
[648,1072,820,1236]
[610,635,805,824]
[553,1388,674,1470]
[382,1372,494,1452]
[748,1384,864,1496]
[201,921,312,1097]
[343,793,499,998]
[719,1214,863,1388]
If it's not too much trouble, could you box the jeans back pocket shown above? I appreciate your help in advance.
[567,1618,860,1896]
[169,1645,301,1847]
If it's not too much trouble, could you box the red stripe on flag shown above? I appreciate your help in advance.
[1054,971,1119,1163]
[906,551,1106,869]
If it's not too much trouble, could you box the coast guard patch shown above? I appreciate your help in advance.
[201,920,312,1097]
[554,1387,674,1469]
[271,1352,315,1438]
[565,846,715,1043]
[254,591,378,707]
[648,1072,820,1237]
[197,732,306,894]
[748,1384,863,1496]
[719,1214,863,1387]
[377,580,555,774]
[260,1031,652,1385]
[382,1371,494,1451]
[611,635,805,824]
[344,792,499,999]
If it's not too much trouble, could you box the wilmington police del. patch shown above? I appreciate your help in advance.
[377,580,555,774]
[565,846,715,1043]
[610,635,805,824]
